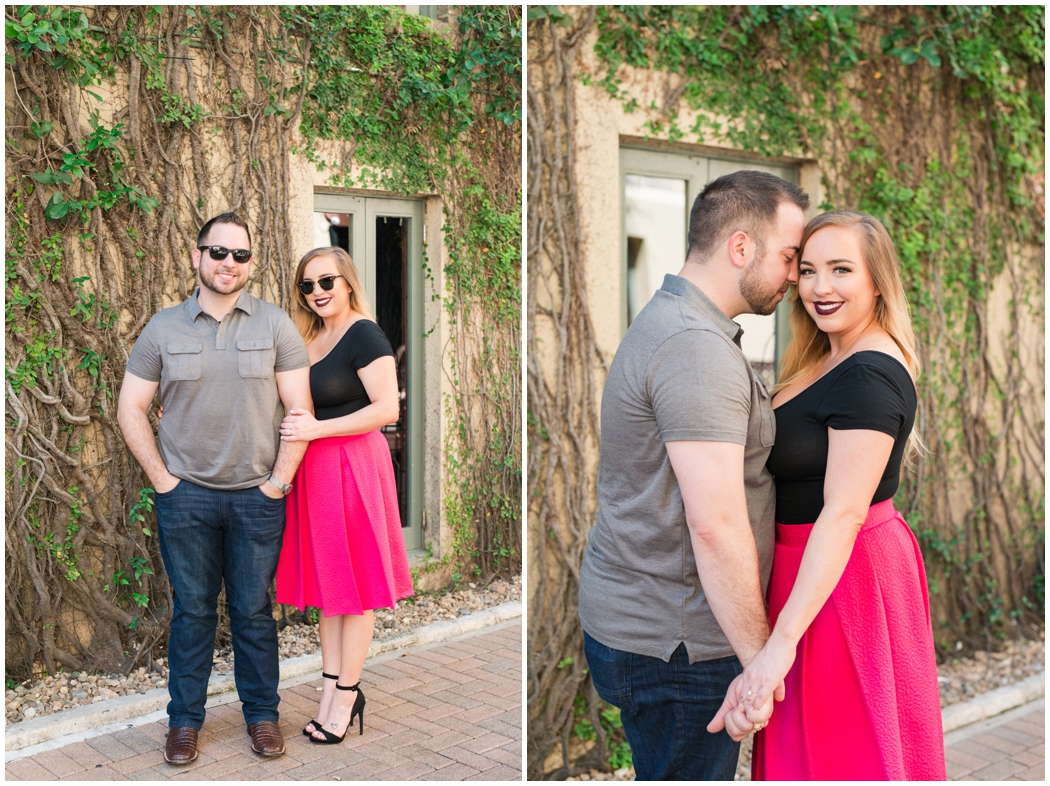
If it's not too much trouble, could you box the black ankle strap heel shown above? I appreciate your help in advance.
[302,672,339,737]
[311,682,366,743]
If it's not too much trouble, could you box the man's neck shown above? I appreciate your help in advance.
[196,286,241,321]
[676,261,744,320]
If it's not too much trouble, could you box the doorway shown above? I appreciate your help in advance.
[312,194,424,552]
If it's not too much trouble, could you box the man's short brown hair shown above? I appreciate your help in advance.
[687,171,809,262]
[197,212,251,249]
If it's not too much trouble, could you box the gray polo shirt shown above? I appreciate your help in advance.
[579,274,776,663]
[126,288,309,490]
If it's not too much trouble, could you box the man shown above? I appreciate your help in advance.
[578,171,809,780]
[117,213,313,764]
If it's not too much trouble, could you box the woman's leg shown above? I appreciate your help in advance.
[309,612,345,731]
[312,610,374,740]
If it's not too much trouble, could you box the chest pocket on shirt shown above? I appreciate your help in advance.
[165,341,203,381]
[237,338,275,378]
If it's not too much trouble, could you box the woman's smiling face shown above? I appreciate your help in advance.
[300,255,352,318]
[797,225,880,336]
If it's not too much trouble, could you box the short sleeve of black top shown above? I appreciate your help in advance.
[309,320,395,421]
[766,351,916,524]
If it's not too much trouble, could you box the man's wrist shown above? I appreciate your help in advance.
[737,626,773,668]
[267,475,292,495]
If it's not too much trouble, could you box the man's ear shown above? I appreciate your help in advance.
[727,230,751,270]
[191,247,201,271]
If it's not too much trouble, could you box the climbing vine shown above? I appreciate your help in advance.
[528,5,1043,777]
[5,4,520,680]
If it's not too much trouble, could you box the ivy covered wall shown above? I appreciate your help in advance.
[528,5,1043,777]
[5,4,521,679]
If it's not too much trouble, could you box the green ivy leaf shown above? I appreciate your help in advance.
[919,40,941,67]
[30,120,54,138]
[44,191,75,220]
[29,170,74,186]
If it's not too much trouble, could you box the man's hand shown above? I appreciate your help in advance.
[118,372,178,492]
[154,473,181,494]
[707,672,775,741]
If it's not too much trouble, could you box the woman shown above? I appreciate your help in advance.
[715,211,945,779]
[275,246,414,744]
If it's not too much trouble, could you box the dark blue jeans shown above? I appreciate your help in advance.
[155,479,286,730]
[584,631,743,780]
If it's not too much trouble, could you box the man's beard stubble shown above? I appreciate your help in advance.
[199,264,247,296]
[739,240,784,316]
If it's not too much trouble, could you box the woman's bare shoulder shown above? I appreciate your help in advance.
[852,329,907,368]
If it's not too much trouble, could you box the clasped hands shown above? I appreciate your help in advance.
[707,636,794,742]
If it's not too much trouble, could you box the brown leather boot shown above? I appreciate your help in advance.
[247,720,286,756]
[164,726,199,765]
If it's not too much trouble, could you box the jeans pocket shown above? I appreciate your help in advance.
[584,632,636,716]
[255,485,285,502]
[155,479,183,499]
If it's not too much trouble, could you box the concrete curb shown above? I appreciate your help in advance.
[940,670,1044,734]
[4,600,521,755]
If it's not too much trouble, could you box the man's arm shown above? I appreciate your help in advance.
[117,371,180,493]
[263,366,313,498]
[665,440,769,666]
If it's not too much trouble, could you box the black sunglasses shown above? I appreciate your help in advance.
[298,274,345,296]
[198,245,252,263]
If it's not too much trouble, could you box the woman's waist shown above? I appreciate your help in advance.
[313,400,370,420]
[774,499,900,546]
[302,429,386,450]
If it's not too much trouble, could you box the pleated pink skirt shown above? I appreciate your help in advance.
[752,500,946,781]
[275,431,414,616]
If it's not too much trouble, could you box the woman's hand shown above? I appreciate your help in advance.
[280,408,324,442]
[708,672,776,741]
[739,631,793,715]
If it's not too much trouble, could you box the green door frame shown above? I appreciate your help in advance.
[313,192,424,552]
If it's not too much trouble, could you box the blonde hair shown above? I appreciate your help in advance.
[774,211,923,457]
[291,247,372,343]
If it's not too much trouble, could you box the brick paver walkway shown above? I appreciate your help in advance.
[946,701,1044,781]
[6,621,521,781]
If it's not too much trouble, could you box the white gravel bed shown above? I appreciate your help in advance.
[5,575,520,727]
[564,632,1045,782]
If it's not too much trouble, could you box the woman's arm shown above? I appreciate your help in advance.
[737,426,896,712]
[279,355,399,441]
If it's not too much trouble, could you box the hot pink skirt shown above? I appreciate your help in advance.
[275,431,414,616]
[751,500,946,781]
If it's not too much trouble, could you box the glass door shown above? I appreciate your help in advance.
[313,194,424,552]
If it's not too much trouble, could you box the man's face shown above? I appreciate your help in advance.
[193,223,252,297]
[738,202,806,316]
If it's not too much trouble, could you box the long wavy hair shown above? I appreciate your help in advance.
[774,210,923,456]
[291,246,373,344]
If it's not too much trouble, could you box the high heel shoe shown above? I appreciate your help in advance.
[309,682,366,743]
[302,672,338,737]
